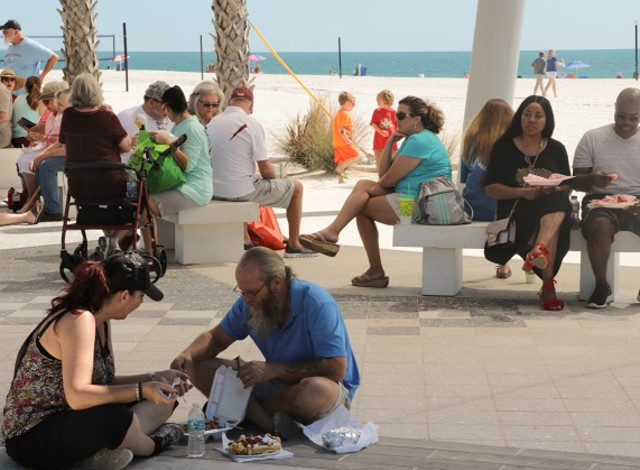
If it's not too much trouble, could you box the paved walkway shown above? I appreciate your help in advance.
[3,217,640,468]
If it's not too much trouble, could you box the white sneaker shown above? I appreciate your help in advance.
[79,447,133,470]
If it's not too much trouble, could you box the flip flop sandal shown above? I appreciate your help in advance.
[334,170,347,178]
[299,233,340,257]
[351,273,390,288]
[29,196,45,224]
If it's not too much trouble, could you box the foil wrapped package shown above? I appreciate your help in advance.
[322,427,361,448]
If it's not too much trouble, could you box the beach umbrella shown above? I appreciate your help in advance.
[111,54,130,62]
[565,61,590,70]
[249,54,265,62]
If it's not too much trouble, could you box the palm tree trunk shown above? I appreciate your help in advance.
[58,0,101,83]
[211,0,252,102]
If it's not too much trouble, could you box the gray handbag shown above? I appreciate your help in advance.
[415,175,472,225]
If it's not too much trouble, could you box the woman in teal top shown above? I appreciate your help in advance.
[300,96,451,288]
[144,86,213,247]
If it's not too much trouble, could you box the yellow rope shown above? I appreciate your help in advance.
[248,20,373,159]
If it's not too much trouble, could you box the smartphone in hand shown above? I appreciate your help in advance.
[18,117,36,130]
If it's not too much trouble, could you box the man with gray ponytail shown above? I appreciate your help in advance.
[171,247,359,440]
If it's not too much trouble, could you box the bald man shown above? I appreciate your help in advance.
[573,88,640,308]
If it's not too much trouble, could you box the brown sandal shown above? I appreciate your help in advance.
[351,273,389,288]
[299,233,340,257]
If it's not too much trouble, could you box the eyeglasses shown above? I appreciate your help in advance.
[233,282,267,299]
[1,77,16,82]
[396,111,416,120]
[615,112,640,123]
[199,100,220,109]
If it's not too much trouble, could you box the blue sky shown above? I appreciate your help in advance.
[1,1,639,53]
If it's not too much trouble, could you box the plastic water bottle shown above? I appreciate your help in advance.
[187,402,206,458]
[570,195,580,229]
[125,176,138,200]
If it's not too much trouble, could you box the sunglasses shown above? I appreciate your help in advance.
[42,99,52,105]
[396,111,416,120]
[199,100,220,109]
[616,112,640,123]
[1,77,16,82]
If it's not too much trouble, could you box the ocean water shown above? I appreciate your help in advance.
[87,49,639,79]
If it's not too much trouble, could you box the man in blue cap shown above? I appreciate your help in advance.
[1,20,59,93]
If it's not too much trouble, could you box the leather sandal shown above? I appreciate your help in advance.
[351,273,389,288]
[523,242,550,271]
[539,278,564,311]
[299,233,340,257]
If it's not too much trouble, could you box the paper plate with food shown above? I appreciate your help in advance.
[587,194,638,209]
[523,173,574,186]
[219,433,293,461]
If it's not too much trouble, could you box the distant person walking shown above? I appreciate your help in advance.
[531,51,546,96]
[543,49,564,98]
[1,20,59,94]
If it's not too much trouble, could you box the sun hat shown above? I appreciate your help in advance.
[0,20,21,31]
[144,81,170,101]
[0,69,25,91]
[38,81,69,101]
[230,86,253,103]
[103,251,164,301]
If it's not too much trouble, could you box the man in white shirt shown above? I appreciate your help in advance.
[117,81,172,162]
[573,88,640,308]
[207,86,316,258]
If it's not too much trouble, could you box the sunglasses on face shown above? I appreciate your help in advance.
[396,111,416,120]
[616,112,640,123]
[199,100,220,109]
[1,77,16,82]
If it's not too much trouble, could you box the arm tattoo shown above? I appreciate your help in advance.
[284,358,335,378]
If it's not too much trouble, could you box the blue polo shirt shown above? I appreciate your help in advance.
[220,279,360,400]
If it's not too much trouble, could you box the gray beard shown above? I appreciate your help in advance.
[247,287,284,337]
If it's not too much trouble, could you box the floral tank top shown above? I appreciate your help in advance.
[1,313,115,442]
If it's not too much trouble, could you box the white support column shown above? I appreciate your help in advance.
[462,0,526,131]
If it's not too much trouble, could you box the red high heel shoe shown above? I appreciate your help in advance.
[523,242,550,271]
[539,278,564,311]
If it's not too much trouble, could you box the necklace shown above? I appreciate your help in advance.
[522,138,545,168]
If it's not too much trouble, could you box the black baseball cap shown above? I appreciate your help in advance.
[103,251,164,301]
[1,20,21,31]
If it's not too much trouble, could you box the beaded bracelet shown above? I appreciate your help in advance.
[136,382,143,402]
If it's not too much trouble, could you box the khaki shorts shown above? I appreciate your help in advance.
[214,178,294,208]
[152,190,198,217]
[252,378,351,422]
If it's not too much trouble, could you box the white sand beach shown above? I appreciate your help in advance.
[33,70,637,263]
[60,69,633,164]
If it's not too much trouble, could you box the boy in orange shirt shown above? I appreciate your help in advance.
[332,91,359,184]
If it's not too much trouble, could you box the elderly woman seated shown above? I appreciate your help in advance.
[140,85,213,249]
[299,95,451,287]
[187,81,223,128]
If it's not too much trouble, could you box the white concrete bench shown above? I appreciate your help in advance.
[0,148,22,189]
[393,222,639,299]
[156,200,259,265]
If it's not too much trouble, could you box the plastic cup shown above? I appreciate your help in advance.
[524,270,537,284]
[398,194,414,224]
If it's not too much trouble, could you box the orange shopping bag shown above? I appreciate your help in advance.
[247,206,286,250]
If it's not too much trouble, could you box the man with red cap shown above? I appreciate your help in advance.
[207,85,317,258]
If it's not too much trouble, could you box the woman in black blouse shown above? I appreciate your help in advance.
[484,95,572,311]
